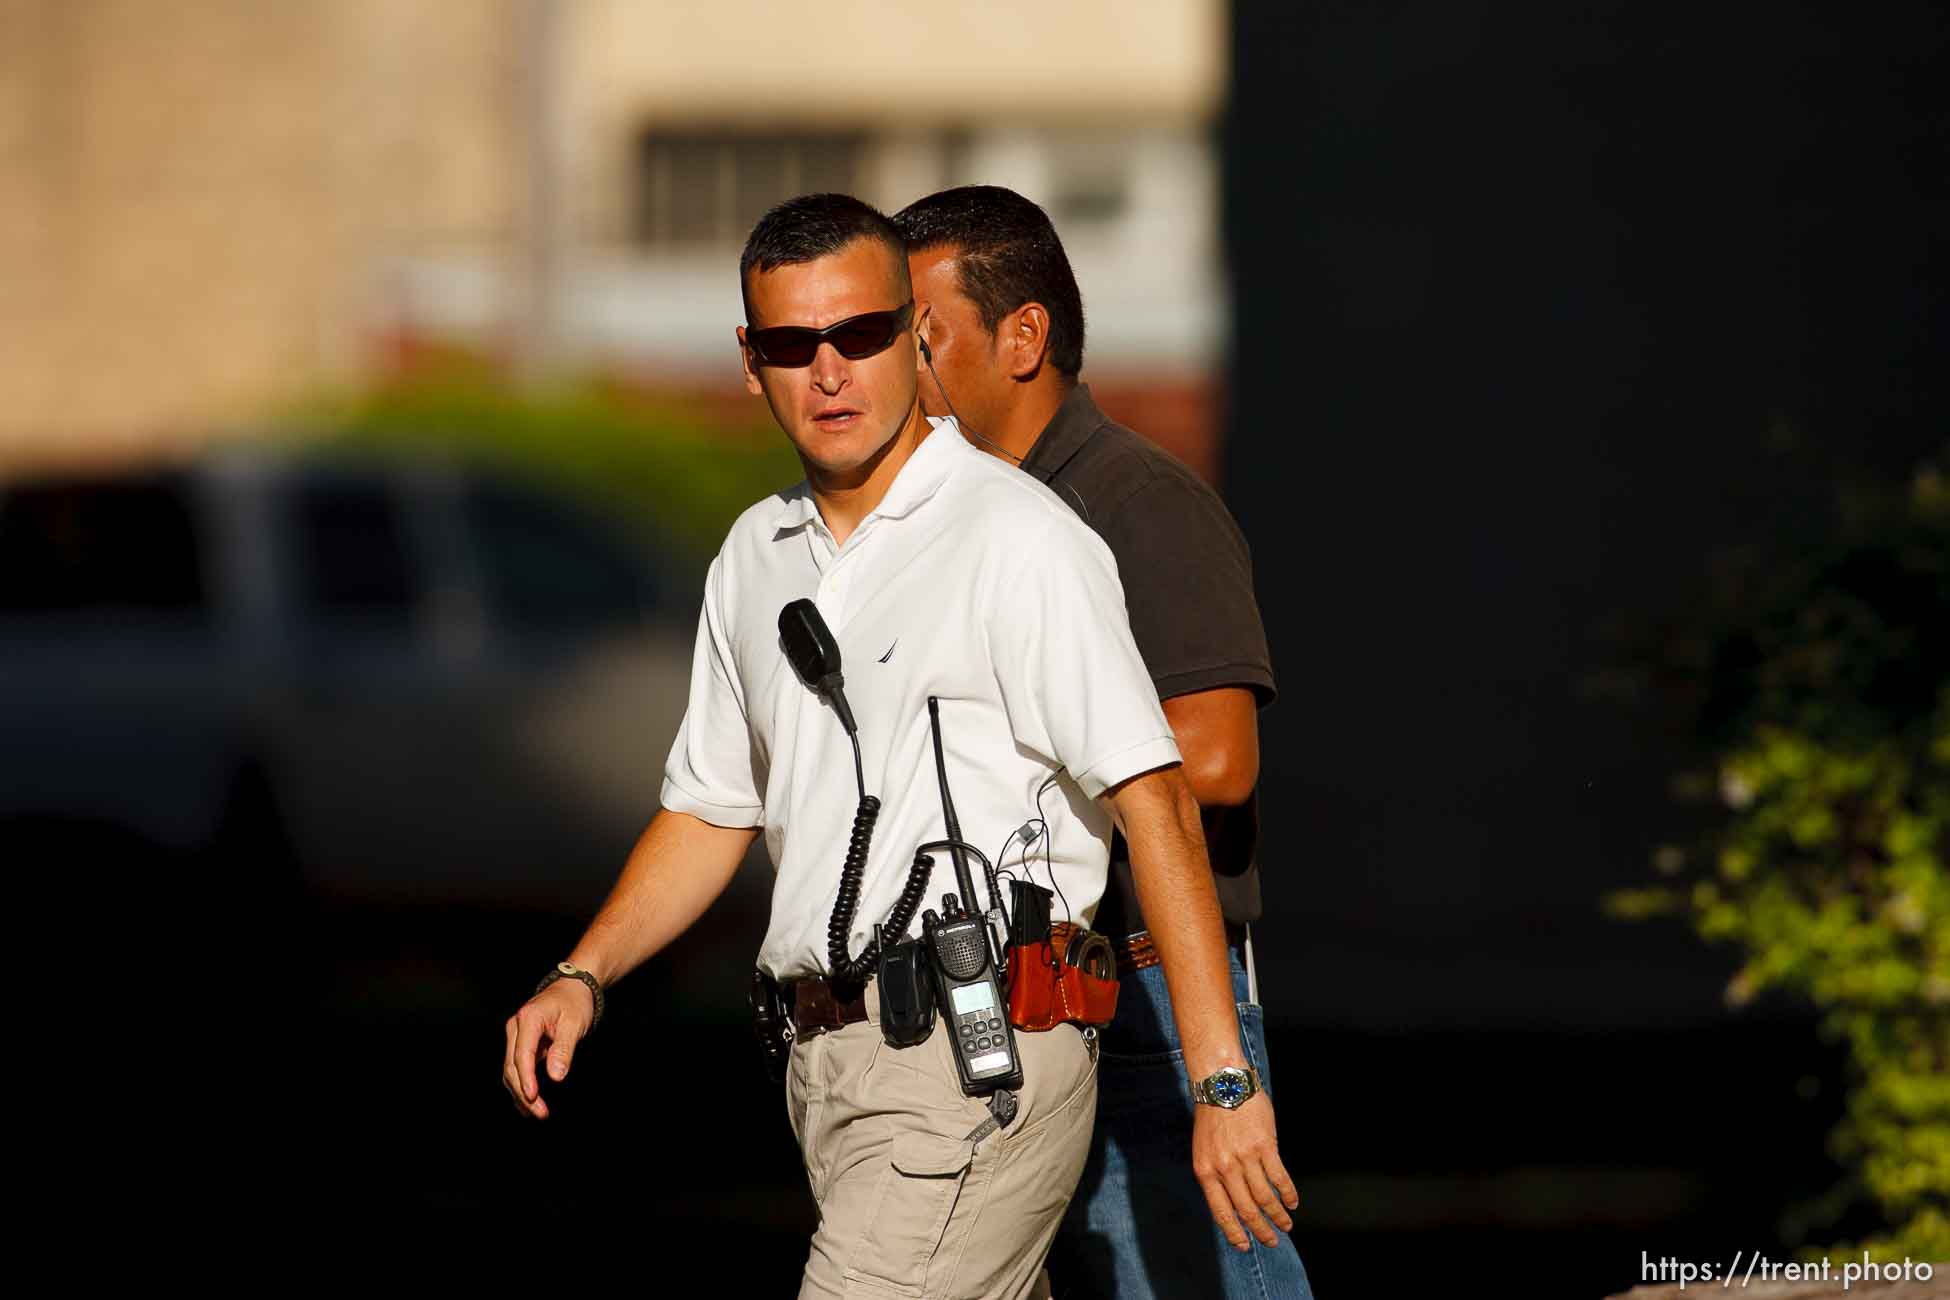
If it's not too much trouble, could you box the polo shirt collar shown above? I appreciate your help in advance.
[1019,383,1108,485]
[770,417,965,535]
[873,417,962,520]
[773,486,819,532]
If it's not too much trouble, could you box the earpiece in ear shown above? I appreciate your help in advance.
[919,335,933,364]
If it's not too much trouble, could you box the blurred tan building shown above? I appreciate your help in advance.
[1,0,1229,476]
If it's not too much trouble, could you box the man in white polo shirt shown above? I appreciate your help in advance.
[500,194,1297,1299]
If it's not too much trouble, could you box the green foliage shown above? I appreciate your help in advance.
[278,360,803,564]
[1614,468,1950,1261]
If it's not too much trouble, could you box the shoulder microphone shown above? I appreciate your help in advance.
[780,597,857,736]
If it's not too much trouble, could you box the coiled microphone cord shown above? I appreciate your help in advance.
[825,732,934,984]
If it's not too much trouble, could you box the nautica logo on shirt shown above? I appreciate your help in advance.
[877,638,899,664]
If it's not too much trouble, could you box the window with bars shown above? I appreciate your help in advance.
[634,130,865,247]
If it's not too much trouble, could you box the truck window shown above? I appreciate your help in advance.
[462,484,651,632]
[292,480,418,633]
[0,476,208,617]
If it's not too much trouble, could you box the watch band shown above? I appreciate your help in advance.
[1191,1064,1261,1109]
[535,960,604,1029]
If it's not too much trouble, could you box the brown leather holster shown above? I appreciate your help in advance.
[1006,920,1119,1030]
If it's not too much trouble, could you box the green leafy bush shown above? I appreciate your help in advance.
[280,359,803,565]
[1609,466,1950,1260]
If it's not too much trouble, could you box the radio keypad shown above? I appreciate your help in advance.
[957,1008,1002,1057]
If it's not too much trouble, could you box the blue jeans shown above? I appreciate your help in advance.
[1048,943,1315,1299]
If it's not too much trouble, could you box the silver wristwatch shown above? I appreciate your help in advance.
[1190,1065,1262,1109]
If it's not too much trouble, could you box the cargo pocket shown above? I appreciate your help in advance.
[843,1130,975,1296]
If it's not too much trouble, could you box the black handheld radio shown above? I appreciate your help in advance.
[920,697,1022,1094]
[923,898,1020,1091]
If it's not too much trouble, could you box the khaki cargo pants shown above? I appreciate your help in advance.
[787,979,1099,1299]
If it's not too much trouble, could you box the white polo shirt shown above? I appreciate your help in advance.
[660,417,1182,980]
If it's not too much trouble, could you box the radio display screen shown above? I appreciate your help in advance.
[951,983,996,1017]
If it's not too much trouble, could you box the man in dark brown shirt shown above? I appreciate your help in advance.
[894,187,1313,1299]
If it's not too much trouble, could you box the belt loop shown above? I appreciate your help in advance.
[1244,922,1259,1006]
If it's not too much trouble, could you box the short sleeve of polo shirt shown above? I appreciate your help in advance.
[986,515,1182,799]
[1094,472,1276,705]
[660,555,764,828]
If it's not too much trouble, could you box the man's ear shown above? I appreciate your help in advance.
[736,326,763,396]
[1006,303,1052,381]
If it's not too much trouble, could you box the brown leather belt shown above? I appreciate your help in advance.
[1110,922,1249,978]
[787,921,1248,1030]
[785,976,869,1038]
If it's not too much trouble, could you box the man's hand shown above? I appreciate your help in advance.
[495,810,758,1120]
[1193,1093,1299,1251]
[502,979,596,1120]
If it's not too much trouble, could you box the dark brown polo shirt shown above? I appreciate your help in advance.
[1017,383,1276,931]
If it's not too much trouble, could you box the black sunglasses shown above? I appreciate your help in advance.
[745,301,914,368]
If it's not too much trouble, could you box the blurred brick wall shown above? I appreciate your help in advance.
[0,0,520,472]
[0,1,1226,484]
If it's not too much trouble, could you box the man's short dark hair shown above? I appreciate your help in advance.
[739,193,909,324]
[892,185,1085,377]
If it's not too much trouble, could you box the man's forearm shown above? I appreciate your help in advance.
[565,807,759,988]
[1110,768,1247,1080]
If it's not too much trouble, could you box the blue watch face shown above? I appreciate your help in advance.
[1212,1072,1249,1106]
